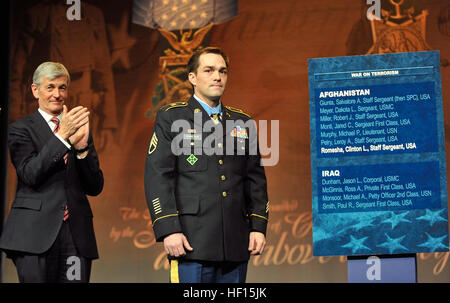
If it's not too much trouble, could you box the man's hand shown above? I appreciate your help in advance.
[69,121,89,150]
[248,232,266,255]
[164,233,194,258]
[57,105,89,140]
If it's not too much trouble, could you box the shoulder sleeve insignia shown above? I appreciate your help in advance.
[148,132,158,154]
[163,101,188,111]
[224,105,251,118]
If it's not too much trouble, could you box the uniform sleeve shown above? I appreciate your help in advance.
[144,109,182,241]
[244,118,269,235]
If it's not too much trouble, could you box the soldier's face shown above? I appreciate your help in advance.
[32,76,68,115]
[189,53,228,103]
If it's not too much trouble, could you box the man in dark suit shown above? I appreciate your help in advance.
[144,47,269,283]
[0,62,103,282]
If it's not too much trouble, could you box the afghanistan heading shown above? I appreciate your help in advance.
[319,89,371,99]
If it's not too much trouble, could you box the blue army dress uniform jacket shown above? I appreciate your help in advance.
[144,96,269,262]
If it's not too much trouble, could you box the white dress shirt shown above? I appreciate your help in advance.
[38,108,72,149]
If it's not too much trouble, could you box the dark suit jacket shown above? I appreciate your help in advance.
[0,111,103,259]
[144,96,269,262]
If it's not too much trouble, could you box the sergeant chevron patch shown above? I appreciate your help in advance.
[148,132,158,155]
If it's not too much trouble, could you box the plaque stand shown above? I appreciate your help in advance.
[347,254,417,283]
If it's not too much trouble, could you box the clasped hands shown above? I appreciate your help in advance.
[56,105,90,151]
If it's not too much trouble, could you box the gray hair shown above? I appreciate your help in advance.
[32,62,71,88]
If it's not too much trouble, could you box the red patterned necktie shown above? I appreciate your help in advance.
[63,205,69,221]
[50,117,60,133]
[50,117,69,221]
[50,117,68,164]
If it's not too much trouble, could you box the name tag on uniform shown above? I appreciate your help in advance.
[183,133,202,140]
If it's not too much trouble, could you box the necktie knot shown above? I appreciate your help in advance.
[210,113,221,124]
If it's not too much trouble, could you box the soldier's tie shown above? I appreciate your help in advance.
[51,117,69,221]
[210,113,221,124]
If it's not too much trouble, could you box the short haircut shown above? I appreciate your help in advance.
[32,62,70,88]
[187,47,229,74]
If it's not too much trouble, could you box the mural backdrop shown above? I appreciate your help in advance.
[2,0,450,282]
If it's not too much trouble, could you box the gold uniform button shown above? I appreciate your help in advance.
[221,175,226,181]
[222,191,227,197]
[219,159,223,165]
[218,143,223,148]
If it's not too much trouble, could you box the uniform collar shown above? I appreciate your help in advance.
[193,94,222,116]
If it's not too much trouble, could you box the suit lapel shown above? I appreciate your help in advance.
[30,110,72,170]
[30,111,55,145]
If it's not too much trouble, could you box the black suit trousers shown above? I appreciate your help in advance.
[12,220,92,283]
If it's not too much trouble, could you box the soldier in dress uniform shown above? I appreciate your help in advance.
[144,47,269,283]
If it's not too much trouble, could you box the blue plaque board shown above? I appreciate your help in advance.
[308,51,449,256]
